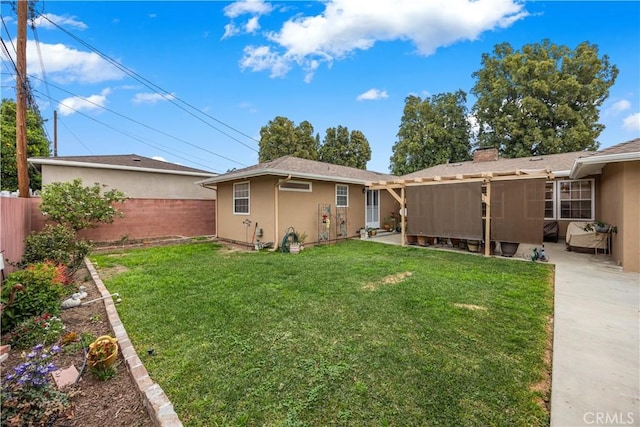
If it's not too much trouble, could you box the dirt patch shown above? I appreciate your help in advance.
[97,265,130,281]
[530,315,554,413]
[2,265,154,427]
[453,303,487,311]
[362,271,413,291]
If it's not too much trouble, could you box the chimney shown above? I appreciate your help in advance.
[473,148,499,163]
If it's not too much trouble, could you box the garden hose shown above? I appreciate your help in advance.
[280,227,299,252]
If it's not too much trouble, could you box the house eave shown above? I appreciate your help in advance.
[196,168,372,186]
[570,152,640,179]
[29,158,217,178]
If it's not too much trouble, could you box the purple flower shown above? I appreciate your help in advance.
[33,343,44,351]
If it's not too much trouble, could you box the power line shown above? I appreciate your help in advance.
[29,75,248,169]
[37,12,260,153]
[32,88,235,172]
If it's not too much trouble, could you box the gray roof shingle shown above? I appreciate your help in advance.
[400,150,594,179]
[200,156,394,184]
[592,138,640,157]
[29,154,215,175]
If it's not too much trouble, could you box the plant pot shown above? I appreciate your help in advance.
[594,224,610,233]
[87,335,119,369]
[417,235,428,246]
[500,242,519,257]
[290,244,300,254]
[406,235,418,245]
[467,240,480,252]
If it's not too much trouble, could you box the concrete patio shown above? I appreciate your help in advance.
[367,233,640,426]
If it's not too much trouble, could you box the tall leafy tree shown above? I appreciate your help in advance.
[471,39,618,157]
[1,98,50,191]
[390,91,472,175]
[319,126,371,169]
[259,116,319,162]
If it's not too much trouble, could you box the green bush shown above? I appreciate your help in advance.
[22,224,92,271]
[0,263,72,332]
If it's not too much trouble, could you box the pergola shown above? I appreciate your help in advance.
[366,168,554,257]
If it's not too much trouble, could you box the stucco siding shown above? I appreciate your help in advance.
[622,162,639,272]
[42,165,215,199]
[216,178,277,246]
[599,161,640,273]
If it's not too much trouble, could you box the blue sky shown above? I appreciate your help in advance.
[1,1,639,174]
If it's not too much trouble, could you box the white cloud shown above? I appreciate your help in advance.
[234,0,527,81]
[356,88,389,101]
[239,45,291,78]
[609,99,631,114]
[31,13,88,30]
[622,113,640,132]
[245,16,261,33]
[2,40,125,84]
[224,0,273,18]
[132,92,176,105]
[58,88,111,116]
[222,23,240,39]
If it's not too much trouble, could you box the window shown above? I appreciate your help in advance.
[233,182,250,214]
[336,184,348,207]
[558,179,593,220]
[279,180,312,192]
[544,181,555,220]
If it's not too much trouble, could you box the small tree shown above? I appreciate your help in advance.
[39,179,127,232]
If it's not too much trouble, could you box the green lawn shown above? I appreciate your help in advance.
[90,240,553,426]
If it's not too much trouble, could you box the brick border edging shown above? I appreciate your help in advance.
[84,258,183,427]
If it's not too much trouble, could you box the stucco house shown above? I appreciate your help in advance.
[197,156,398,248]
[569,138,640,273]
[29,154,216,200]
[27,154,218,243]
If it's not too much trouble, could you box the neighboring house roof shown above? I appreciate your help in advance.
[399,150,594,180]
[28,154,217,178]
[197,156,394,186]
[570,138,640,178]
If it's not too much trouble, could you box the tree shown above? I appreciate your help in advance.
[319,126,372,169]
[39,178,127,232]
[1,98,50,191]
[471,40,618,158]
[259,116,319,162]
[390,91,472,175]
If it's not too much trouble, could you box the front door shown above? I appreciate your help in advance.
[365,190,380,228]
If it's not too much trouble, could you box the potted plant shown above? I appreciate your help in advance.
[583,221,617,234]
[87,335,119,369]
[297,232,307,251]
[500,241,519,257]
[366,227,377,237]
[382,217,393,232]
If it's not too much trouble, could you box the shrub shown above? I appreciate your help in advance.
[1,313,65,349]
[0,263,72,332]
[21,224,92,271]
[1,344,70,426]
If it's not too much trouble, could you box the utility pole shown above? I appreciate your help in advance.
[54,110,58,156]
[16,0,30,198]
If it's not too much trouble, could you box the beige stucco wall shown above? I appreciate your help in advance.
[42,165,215,199]
[599,161,639,273]
[216,177,401,248]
